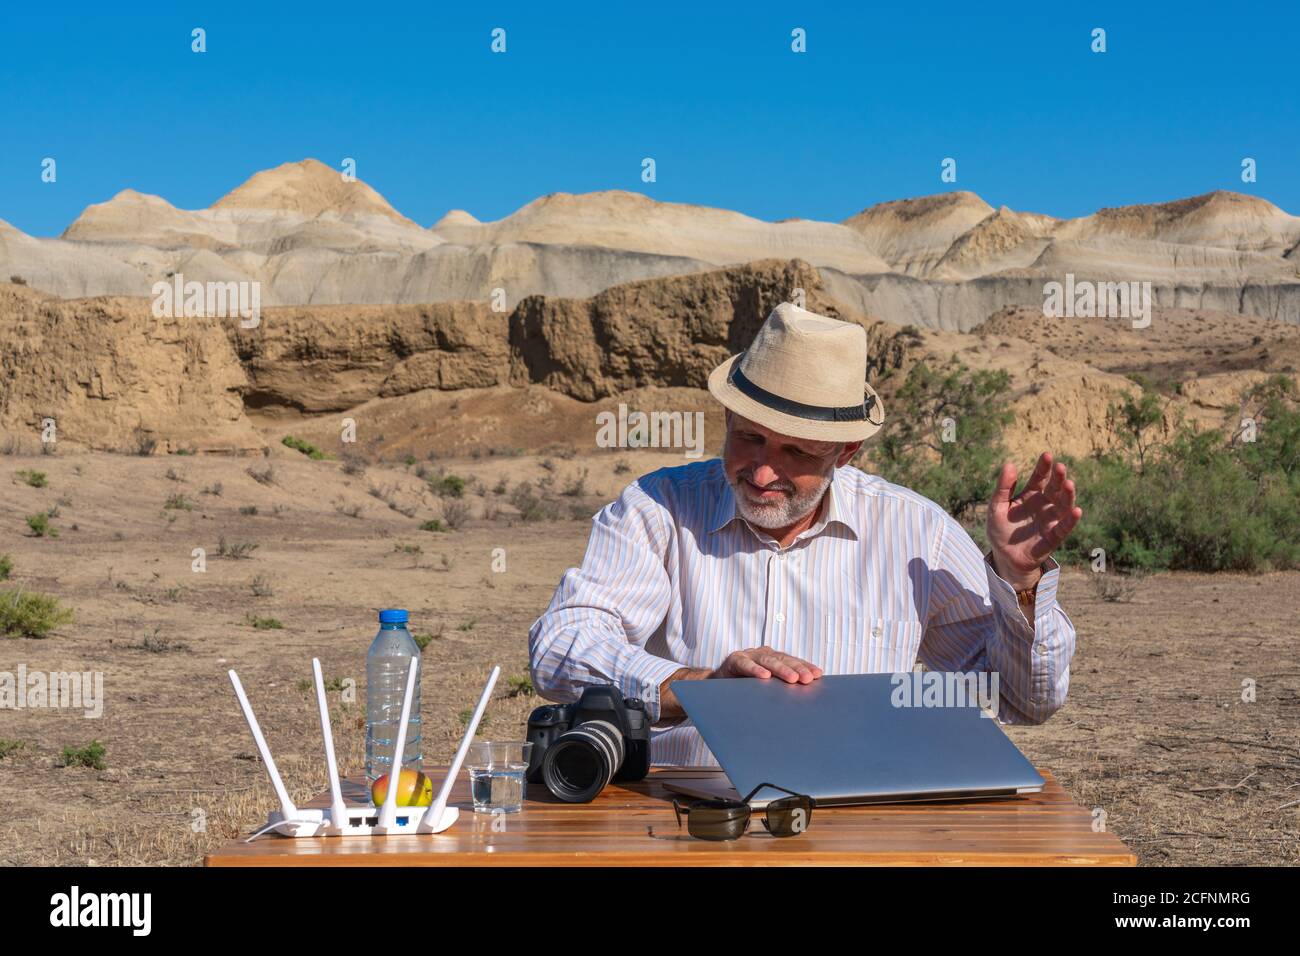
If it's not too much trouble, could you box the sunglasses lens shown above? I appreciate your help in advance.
[688,804,750,841]
[763,796,813,836]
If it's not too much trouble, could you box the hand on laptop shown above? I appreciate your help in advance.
[712,648,823,684]
[657,649,823,724]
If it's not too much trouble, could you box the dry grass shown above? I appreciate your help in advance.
[0,449,1295,866]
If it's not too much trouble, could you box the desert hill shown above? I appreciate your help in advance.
[842,191,998,276]
[3,160,1297,328]
[211,158,415,224]
[1056,190,1300,255]
[428,188,892,274]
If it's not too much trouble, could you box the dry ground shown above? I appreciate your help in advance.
[0,447,1297,866]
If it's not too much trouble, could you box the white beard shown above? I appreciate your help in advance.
[730,469,833,530]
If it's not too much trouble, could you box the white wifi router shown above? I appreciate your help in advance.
[229,656,500,839]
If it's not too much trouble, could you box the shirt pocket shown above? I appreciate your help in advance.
[812,616,923,674]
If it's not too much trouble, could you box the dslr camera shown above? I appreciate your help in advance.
[525,685,652,802]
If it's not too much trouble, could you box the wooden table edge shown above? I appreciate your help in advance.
[204,764,1135,868]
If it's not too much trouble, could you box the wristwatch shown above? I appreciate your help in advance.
[985,551,1043,610]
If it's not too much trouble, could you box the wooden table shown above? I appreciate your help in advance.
[205,765,1135,866]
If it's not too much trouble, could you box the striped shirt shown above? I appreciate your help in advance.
[528,458,1076,767]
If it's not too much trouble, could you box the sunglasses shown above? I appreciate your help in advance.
[671,782,815,841]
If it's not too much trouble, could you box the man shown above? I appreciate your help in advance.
[528,302,1081,767]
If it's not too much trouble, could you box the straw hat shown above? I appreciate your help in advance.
[707,302,885,442]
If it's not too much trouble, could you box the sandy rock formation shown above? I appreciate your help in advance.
[227,300,513,414]
[3,259,1297,463]
[508,259,862,401]
[0,285,258,452]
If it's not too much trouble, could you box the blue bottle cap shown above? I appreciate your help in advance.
[378,609,409,624]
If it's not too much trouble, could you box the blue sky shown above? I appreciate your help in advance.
[1,1,1296,236]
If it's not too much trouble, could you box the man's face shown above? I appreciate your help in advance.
[722,412,862,529]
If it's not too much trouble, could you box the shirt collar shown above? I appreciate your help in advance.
[706,463,740,534]
[707,462,858,542]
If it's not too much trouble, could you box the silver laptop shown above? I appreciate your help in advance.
[663,673,1044,807]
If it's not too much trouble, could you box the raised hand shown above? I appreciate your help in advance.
[986,452,1082,589]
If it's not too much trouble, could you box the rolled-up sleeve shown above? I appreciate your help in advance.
[527,480,684,722]
[918,514,1076,724]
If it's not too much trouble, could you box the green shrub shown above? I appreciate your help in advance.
[419,519,446,532]
[1060,435,1300,573]
[1105,387,1165,474]
[1058,376,1300,573]
[25,513,57,537]
[0,589,74,638]
[139,631,188,652]
[16,469,47,488]
[164,493,195,511]
[61,741,106,770]
[861,366,1300,575]
[282,435,329,460]
[217,537,258,559]
[861,359,1014,522]
[0,554,11,580]
[429,474,466,498]
[246,614,283,630]
[508,481,562,521]
[0,739,25,760]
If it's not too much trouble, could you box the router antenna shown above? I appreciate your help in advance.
[375,656,420,831]
[421,665,500,832]
[312,658,348,831]
[228,669,298,821]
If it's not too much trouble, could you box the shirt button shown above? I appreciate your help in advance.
[1035,644,1046,656]
[775,612,786,624]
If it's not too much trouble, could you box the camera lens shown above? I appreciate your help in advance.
[542,719,625,802]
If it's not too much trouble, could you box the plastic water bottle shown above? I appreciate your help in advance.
[365,609,422,782]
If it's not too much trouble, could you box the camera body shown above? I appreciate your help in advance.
[525,685,652,802]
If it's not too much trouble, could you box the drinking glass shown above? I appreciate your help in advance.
[465,741,532,813]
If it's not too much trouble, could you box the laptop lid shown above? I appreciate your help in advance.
[670,673,1044,805]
